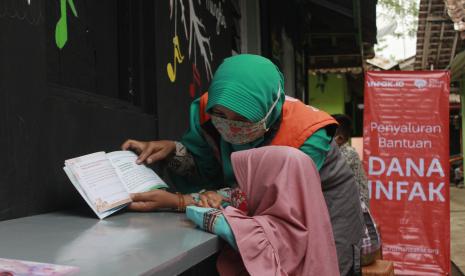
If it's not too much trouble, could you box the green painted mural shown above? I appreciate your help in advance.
[55,0,78,49]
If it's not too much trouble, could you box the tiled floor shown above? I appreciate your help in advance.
[451,185,465,274]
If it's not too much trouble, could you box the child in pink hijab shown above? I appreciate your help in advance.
[187,146,340,275]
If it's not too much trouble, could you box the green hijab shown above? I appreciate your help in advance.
[180,54,285,191]
[206,54,285,125]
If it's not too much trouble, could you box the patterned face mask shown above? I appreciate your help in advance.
[211,87,281,145]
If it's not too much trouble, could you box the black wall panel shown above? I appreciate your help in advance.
[0,1,157,221]
[0,0,236,221]
[154,0,235,139]
[45,0,119,98]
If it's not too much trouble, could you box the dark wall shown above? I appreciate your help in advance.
[45,0,119,98]
[0,0,156,221]
[0,0,237,221]
[0,0,47,220]
[154,0,237,139]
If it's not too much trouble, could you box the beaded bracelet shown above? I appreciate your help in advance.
[176,192,185,212]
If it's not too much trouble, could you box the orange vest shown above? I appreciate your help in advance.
[199,92,338,148]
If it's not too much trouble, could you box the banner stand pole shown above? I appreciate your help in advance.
[461,76,465,173]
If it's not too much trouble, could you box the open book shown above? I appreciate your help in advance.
[64,151,168,219]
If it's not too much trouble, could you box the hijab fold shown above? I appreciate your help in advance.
[217,146,340,276]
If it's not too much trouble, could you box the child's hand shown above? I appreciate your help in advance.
[197,191,223,208]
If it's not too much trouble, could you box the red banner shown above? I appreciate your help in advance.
[363,71,450,275]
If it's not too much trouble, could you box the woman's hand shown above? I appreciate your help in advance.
[121,139,176,164]
[128,190,177,211]
[197,191,224,209]
[128,190,196,212]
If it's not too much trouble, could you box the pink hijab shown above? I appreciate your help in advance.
[217,146,340,276]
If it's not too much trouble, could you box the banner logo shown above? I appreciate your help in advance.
[367,80,405,88]
[414,79,427,89]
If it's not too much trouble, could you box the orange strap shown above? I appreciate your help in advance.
[271,98,338,148]
[199,92,210,124]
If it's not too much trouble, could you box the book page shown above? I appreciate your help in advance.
[106,151,168,193]
[65,152,131,213]
[63,166,122,219]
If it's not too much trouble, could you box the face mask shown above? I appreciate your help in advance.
[211,87,282,145]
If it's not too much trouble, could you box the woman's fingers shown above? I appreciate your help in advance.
[146,149,169,164]
[130,191,160,202]
[121,139,154,164]
[122,139,143,152]
[122,140,176,164]
[131,190,165,202]
[128,201,158,212]
[128,190,165,211]
[209,198,221,209]
[137,144,159,164]
[129,190,177,211]
[121,139,133,150]
[197,193,222,208]
[204,191,223,208]
[198,194,211,208]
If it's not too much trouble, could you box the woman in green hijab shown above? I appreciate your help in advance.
[124,54,331,190]
[122,54,364,275]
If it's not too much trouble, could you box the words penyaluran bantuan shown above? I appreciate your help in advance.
[370,122,442,149]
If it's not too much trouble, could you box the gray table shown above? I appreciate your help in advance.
[0,211,220,275]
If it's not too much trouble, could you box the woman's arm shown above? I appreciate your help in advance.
[165,142,197,176]
[299,128,332,170]
[344,146,370,207]
[180,98,224,185]
[128,190,197,211]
